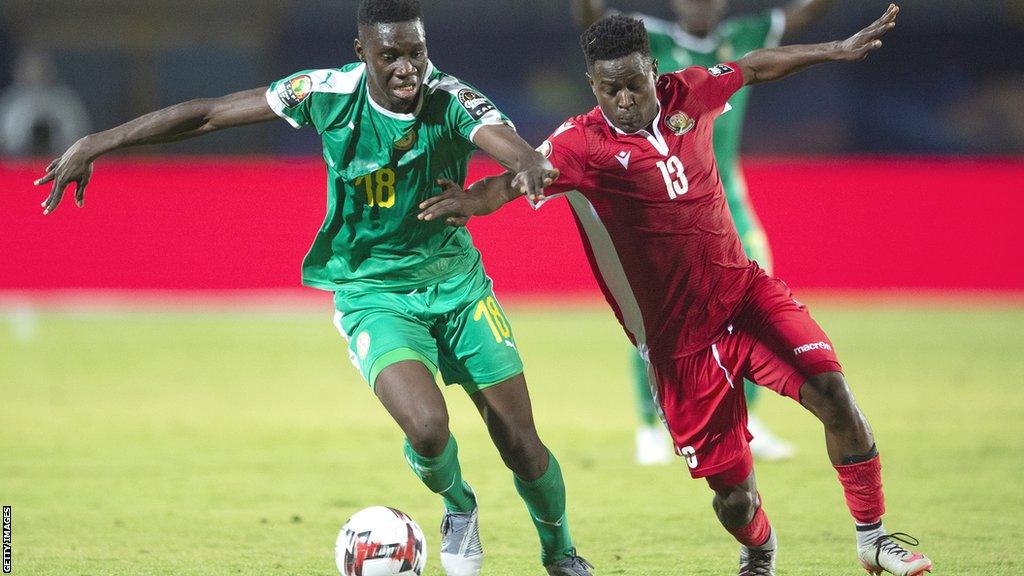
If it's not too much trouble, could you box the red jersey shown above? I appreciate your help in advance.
[537,63,760,359]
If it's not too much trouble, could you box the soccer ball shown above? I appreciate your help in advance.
[335,506,427,576]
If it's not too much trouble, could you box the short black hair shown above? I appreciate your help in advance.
[357,0,422,26]
[580,14,651,67]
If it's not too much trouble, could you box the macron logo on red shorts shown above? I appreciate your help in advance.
[793,341,832,356]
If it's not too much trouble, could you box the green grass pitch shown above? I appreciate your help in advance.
[1,300,1021,575]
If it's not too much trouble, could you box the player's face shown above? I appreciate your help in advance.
[355,20,429,113]
[672,0,728,37]
[588,53,660,135]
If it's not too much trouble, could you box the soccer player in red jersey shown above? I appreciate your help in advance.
[419,5,932,575]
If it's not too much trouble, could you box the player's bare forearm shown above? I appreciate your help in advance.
[738,42,841,85]
[572,0,606,31]
[782,0,836,38]
[473,124,559,201]
[34,87,276,214]
[471,173,521,211]
[740,3,898,85]
[473,124,546,174]
[417,173,518,227]
[83,88,275,158]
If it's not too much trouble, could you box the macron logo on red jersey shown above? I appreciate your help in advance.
[615,151,631,170]
[793,341,833,356]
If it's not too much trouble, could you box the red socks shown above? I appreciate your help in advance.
[834,454,886,524]
[728,499,772,548]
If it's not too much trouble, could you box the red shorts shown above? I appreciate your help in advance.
[651,273,842,479]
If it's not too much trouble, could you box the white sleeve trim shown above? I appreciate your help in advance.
[468,116,517,144]
[265,87,302,129]
[766,7,787,48]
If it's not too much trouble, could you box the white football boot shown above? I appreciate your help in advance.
[859,532,933,575]
[738,528,777,576]
[439,506,483,576]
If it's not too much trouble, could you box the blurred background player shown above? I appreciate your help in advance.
[31,1,594,575]
[572,0,835,465]
[0,49,91,157]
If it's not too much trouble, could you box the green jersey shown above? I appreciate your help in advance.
[266,62,513,292]
[639,9,785,188]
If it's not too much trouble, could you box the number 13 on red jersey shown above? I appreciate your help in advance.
[656,155,689,199]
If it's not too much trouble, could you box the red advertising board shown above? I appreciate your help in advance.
[2,157,1022,295]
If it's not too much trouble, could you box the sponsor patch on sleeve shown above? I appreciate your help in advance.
[277,74,312,108]
[707,64,735,77]
[457,88,496,120]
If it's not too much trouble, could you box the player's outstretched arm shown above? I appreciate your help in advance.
[34,87,277,214]
[417,173,523,227]
[472,125,558,203]
[571,0,606,31]
[782,0,837,39]
[738,3,897,86]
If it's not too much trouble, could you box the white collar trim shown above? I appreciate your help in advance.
[602,104,670,157]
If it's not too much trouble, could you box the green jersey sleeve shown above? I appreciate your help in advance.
[266,66,363,131]
[721,8,787,52]
[428,74,514,147]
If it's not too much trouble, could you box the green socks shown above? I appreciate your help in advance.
[631,350,660,426]
[405,437,574,565]
[403,435,477,513]
[514,451,575,565]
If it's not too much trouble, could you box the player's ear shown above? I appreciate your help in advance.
[354,38,365,62]
[585,71,595,92]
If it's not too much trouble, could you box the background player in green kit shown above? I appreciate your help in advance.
[573,0,834,465]
[33,1,593,574]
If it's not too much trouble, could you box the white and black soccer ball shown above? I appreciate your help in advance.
[335,506,427,576]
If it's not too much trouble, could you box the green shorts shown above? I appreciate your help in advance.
[331,261,524,395]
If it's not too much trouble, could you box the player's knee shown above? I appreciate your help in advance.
[405,412,451,457]
[497,431,546,477]
[802,372,855,421]
[712,485,759,526]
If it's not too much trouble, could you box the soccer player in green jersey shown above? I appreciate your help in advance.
[572,0,834,465]
[33,2,592,574]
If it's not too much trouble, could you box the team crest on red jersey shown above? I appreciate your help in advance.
[666,111,695,135]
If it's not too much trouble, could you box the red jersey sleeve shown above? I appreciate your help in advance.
[675,62,745,117]
[532,118,588,207]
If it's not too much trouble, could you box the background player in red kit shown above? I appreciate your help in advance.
[418,5,932,575]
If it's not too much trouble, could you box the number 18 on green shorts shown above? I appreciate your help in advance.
[332,263,524,395]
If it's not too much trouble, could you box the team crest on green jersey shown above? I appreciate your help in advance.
[666,111,695,135]
[279,75,312,108]
[394,130,417,151]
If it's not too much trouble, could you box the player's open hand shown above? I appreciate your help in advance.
[417,179,479,227]
[511,165,559,204]
[34,137,97,214]
[835,3,898,61]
